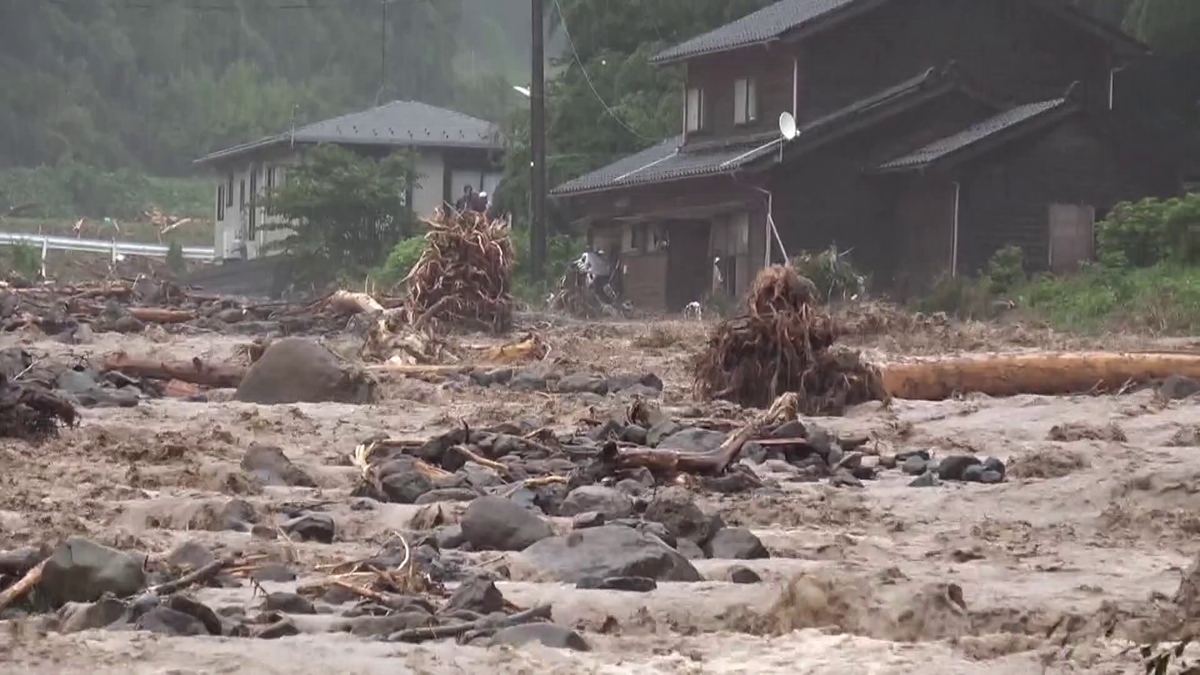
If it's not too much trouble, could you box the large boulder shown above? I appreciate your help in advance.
[40,538,146,607]
[490,623,590,651]
[658,428,727,454]
[240,445,315,487]
[516,525,701,583]
[235,338,375,404]
[461,497,554,551]
[558,486,635,520]
[643,487,716,545]
[704,528,769,560]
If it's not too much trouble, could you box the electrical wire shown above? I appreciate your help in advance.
[550,0,652,141]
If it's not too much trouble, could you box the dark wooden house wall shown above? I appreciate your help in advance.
[684,48,794,144]
[955,119,1165,275]
[795,0,1114,124]
[766,91,993,286]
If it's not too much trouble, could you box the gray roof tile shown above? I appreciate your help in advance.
[653,0,858,63]
[197,100,501,164]
[876,98,1069,171]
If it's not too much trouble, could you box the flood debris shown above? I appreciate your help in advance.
[405,208,514,333]
[0,372,77,442]
[693,265,886,414]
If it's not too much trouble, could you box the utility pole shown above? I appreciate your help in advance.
[376,0,389,106]
[530,0,547,282]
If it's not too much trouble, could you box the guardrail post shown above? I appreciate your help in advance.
[40,237,48,279]
[111,239,118,264]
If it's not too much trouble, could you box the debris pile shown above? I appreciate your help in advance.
[405,209,514,333]
[548,264,623,318]
[0,373,76,441]
[693,265,886,414]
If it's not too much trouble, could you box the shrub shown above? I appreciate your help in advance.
[985,245,1026,294]
[9,242,41,279]
[791,244,867,303]
[374,236,429,289]
[1096,193,1200,267]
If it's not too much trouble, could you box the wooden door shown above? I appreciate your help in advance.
[1048,204,1095,274]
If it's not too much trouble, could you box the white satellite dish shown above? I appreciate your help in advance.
[779,112,798,141]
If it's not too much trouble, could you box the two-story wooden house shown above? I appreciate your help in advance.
[551,0,1183,309]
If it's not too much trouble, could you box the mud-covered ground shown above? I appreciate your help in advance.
[3,313,1200,674]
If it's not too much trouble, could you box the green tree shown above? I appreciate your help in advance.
[264,144,417,285]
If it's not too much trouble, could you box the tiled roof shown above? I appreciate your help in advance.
[652,0,859,64]
[652,0,1145,65]
[552,67,953,196]
[876,98,1070,171]
[196,101,501,164]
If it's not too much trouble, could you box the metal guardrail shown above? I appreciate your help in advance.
[0,232,216,262]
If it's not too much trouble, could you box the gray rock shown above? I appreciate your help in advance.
[576,576,657,592]
[606,373,664,393]
[41,538,146,607]
[571,511,606,530]
[240,445,315,487]
[446,577,505,615]
[830,471,863,488]
[217,499,259,531]
[436,525,467,550]
[620,425,648,445]
[250,563,296,583]
[769,420,807,439]
[614,479,645,497]
[166,541,215,570]
[938,455,982,481]
[980,470,1004,484]
[510,368,550,392]
[235,338,375,404]
[58,596,127,633]
[282,512,335,543]
[135,606,208,636]
[57,370,140,409]
[825,444,845,467]
[618,383,662,398]
[741,442,768,464]
[983,457,1006,480]
[1161,374,1200,401]
[463,462,505,490]
[643,487,713,545]
[381,470,435,504]
[490,623,590,651]
[461,497,554,551]
[264,592,315,615]
[901,455,928,475]
[165,594,223,635]
[559,486,634,520]
[851,466,877,481]
[255,617,300,639]
[963,464,986,483]
[675,539,705,560]
[517,525,701,583]
[471,367,513,387]
[896,449,931,462]
[558,372,609,395]
[658,428,727,454]
[646,420,682,447]
[909,472,941,488]
[414,487,479,505]
[703,469,762,494]
[729,566,762,584]
[705,528,769,560]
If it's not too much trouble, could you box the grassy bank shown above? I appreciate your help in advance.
[1017,264,1200,334]
[0,166,210,220]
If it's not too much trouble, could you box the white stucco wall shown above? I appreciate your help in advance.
[412,150,445,218]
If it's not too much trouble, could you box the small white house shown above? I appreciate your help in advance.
[195,100,504,261]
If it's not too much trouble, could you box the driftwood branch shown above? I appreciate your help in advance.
[0,559,46,611]
[102,352,246,388]
[148,557,233,596]
[389,604,553,643]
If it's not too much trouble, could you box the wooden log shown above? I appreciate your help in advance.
[880,351,1200,401]
[329,290,384,315]
[126,308,195,324]
[102,352,246,388]
[389,604,552,643]
[0,559,45,611]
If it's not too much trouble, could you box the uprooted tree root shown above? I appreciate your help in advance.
[0,375,77,441]
[694,265,887,414]
[405,209,514,333]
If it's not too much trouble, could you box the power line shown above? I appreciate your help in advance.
[550,0,652,141]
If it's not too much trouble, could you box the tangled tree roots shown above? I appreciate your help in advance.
[693,265,887,414]
[0,375,77,441]
[405,209,514,333]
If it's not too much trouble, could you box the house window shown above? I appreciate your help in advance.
[226,173,234,207]
[686,87,704,132]
[631,224,645,251]
[734,78,757,125]
[217,185,225,221]
[239,179,246,209]
[265,166,275,216]
[248,168,258,240]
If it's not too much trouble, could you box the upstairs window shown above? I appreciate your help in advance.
[734,78,758,125]
[686,87,704,132]
[217,185,225,221]
[226,173,234,207]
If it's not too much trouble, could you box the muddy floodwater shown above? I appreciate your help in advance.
[3,316,1200,674]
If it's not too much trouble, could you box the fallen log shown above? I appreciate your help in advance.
[880,351,1200,401]
[126,308,195,324]
[0,559,45,611]
[328,290,384,315]
[102,352,246,388]
[389,604,552,643]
